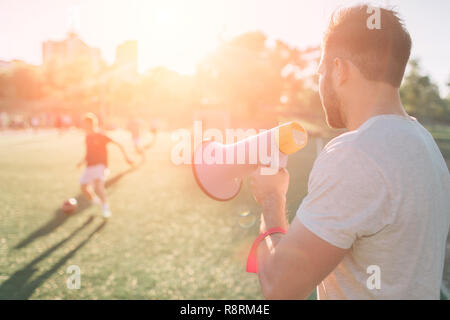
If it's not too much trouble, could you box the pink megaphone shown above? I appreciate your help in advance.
[192,121,308,201]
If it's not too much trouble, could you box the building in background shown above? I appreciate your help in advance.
[42,32,103,73]
[0,59,30,72]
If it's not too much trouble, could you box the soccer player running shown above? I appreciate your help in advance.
[250,5,449,299]
[77,113,133,218]
[127,117,158,162]
[127,117,144,157]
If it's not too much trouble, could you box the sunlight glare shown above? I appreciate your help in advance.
[135,1,224,74]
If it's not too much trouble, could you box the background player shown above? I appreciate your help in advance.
[77,113,133,218]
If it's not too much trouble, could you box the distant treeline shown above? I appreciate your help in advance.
[400,59,450,124]
[0,32,448,128]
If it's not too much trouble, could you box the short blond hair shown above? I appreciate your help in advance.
[323,5,411,88]
[83,112,98,129]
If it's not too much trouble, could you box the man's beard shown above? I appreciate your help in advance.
[321,74,345,129]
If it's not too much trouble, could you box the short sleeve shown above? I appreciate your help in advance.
[101,134,112,144]
[296,143,391,249]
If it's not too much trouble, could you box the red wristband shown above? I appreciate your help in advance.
[246,227,286,273]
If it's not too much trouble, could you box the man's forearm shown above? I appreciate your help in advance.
[258,194,287,256]
[257,194,288,298]
[116,143,129,160]
[260,194,288,232]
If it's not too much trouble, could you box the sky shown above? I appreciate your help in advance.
[1,0,449,95]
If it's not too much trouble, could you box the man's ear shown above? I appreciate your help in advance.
[333,57,348,85]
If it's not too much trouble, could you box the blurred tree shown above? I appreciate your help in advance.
[136,66,200,126]
[447,74,450,100]
[196,31,320,126]
[4,64,44,100]
[400,59,449,123]
[0,71,12,98]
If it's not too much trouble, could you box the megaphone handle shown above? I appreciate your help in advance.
[279,152,288,168]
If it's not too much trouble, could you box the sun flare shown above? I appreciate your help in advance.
[133,1,224,74]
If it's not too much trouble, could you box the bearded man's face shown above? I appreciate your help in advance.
[318,57,345,129]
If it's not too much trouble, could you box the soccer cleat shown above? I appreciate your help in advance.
[101,204,111,218]
[102,208,112,218]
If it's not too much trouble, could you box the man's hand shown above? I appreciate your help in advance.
[125,156,134,166]
[250,168,289,204]
[250,168,290,231]
[111,140,134,167]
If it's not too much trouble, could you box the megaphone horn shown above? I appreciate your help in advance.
[192,121,308,201]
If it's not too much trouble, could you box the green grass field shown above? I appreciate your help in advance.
[0,129,318,299]
[0,124,448,300]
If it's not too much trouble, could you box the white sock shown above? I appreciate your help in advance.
[102,203,110,211]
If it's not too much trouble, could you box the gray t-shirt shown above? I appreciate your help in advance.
[297,115,450,299]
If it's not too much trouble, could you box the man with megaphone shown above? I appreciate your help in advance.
[248,5,449,300]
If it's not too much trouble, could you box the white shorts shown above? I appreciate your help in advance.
[80,164,109,185]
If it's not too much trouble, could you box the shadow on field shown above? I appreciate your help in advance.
[13,166,137,250]
[0,217,106,299]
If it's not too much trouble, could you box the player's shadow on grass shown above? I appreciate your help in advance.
[13,166,137,250]
[0,216,106,299]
